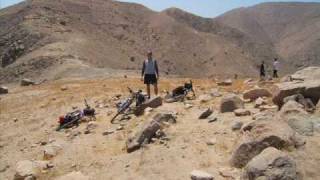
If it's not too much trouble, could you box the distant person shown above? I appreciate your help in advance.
[273,58,279,78]
[260,61,266,80]
[141,51,159,98]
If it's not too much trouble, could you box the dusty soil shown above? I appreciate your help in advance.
[1,77,320,180]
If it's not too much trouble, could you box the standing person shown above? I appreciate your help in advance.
[141,51,159,98]
[260,61,266,80]
[273,58,279,78]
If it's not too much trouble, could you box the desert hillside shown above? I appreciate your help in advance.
[215,2,320,69]
[1,1,320,83]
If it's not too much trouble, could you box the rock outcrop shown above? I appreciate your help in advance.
[278,101,314,136]
[126,113,176,153]
[242,147,298,180]
[273,67,320,108]
[231,120,298,168]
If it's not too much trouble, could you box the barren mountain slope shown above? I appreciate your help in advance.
[215,2,320,68]
[0,0,276,84]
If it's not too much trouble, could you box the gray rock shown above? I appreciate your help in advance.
[232,121,243,131]
[190,170,214,180]
[243,88,272,101]
[21,78,36,86]
[278,101,314,136]
[199,108,213,119]
[220,94,244,113]
[231,120,298,168]
[126,113,176,153]
[55,171,89,180]
[0,86,8,94]
[242,147,298,180]
[234,109,251,116]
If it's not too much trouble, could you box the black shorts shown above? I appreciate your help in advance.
[144,74,157,85]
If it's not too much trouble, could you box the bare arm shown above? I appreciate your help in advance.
[155,60,159,77]
[141,61,145,77]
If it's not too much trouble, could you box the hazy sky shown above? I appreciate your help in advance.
[1,0,320,17]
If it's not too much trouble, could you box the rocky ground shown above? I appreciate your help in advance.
[1,67,320,180]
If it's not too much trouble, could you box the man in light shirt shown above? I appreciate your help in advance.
[273,58,280,78]
[141,51,159,98]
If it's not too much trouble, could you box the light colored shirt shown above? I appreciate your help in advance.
[273,61,280,70]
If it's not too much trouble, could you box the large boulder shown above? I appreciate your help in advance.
[220,94,244,113]
[230,120,298,168]
[55,171,89,180]
[277,101,314,136]
[126,113,176,153]
[290,66,320,81]
[242,147,298,180]
[134,96,163,115]
[0,86,8,94]
[21,78,36,86]
[243,88,272,101]
[273,67,320,107]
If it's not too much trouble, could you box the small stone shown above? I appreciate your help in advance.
[116,126,124,131]
[21,78,36,86]
[0,86,9,94]
[60,86,68,91]
[255,97,267,108]
[234,109,251,116]
[43,144,61,160]
[102,129,115,136]
[206,138,217,146]
[185,104,193,109]
[217,79,232,86]
[190,170,214,180]
[199,108,213,119]
[207,114,218,123]
[232,121,243,131]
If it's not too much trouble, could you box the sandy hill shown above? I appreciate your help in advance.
[0,1,320,84]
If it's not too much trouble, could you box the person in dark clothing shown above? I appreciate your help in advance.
[141,51,159,98]
[260,61,266,80]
